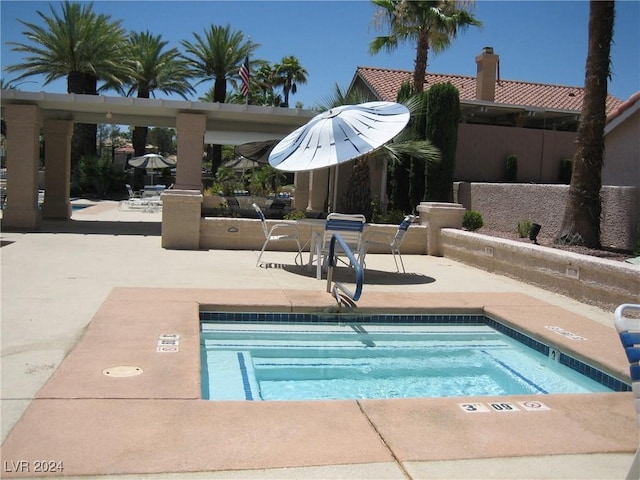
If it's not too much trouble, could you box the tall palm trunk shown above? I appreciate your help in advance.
[132,88,150,189]
[558,0,614,248]
[209,76,227,174]
[68,71,98,182]
[413,33,430,93]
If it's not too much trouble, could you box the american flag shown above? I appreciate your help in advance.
[239,55,250,97]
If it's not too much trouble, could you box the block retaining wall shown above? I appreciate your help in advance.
[441,228,640,311]
[454,182,639,252]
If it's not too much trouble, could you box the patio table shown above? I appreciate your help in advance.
[296,218,370,272]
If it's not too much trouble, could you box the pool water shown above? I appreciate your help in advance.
[201,318,622,401]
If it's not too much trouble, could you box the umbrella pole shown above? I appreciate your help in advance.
[333,167,339,213]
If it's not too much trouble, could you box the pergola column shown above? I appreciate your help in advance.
[175,112,206,190]
[306,168,329,214]
[3,104,43,229]
[416,202,466,256]
[42,119,74,219]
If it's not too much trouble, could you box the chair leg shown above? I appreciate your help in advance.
[390,248,405,273]
[316,243,323,280]
[294,239,303,266]
[396,249,406,273]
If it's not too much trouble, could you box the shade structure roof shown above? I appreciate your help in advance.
[0,90,316,145]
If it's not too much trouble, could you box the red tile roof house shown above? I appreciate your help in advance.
[344,47,638,251]
[351,47,625,183]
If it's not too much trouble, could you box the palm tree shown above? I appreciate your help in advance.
[109,30,195,188]
[557,1,615,248]
[181,24,258,170]
[120,31,195,101]
[255,64,282,107]
[369,0,481,93]
[5,1,130,161]
[181,24,258,103]
[274,56,308,107]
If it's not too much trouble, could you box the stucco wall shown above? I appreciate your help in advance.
[441,229,639,311]
[199,217,428,254]
[603,108,640,187]
[455,124,577,183]
[455,182,639,251]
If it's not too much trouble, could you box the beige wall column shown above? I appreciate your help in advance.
[3,104,43,229]
[307,168,329,213]
[161,189,203,249]
[42,119,74,219]
[175,113,206,190]
[293,171,309,211]
[416,202,466,256]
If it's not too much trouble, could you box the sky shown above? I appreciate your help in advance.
[1,0,639,109]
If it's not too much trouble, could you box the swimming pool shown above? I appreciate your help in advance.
[200,312,628,401]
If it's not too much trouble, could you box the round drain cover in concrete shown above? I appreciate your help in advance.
[102,365,143,377]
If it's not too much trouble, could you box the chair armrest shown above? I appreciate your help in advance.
[268,223,300,236]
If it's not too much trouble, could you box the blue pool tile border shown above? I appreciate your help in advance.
[200,311,631,393]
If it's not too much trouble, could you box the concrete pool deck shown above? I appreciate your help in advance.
[1,200,638,479]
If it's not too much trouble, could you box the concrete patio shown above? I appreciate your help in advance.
[1,200,638,479]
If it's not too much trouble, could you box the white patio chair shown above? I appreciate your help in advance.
[119,184,160,212]
[361,214,415,273]
[614,303,640,480]
[253,203,302,267]
[312,213,366,280]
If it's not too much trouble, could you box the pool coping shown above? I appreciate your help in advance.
[1,289,637,477]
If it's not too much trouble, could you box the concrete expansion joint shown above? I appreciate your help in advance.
[355,399,413,480]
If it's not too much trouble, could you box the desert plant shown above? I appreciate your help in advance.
[462,210,483,231]
[506,154,518,182]
[517,219,532,238]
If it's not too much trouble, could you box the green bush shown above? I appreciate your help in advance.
[462,210,484,231]
[284,210,306,220]
[506,154,518,182]
[517,219,532,238]
[78,155,126,195]
[424,82,461,202]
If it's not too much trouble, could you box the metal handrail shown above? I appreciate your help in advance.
[325,232,363,304]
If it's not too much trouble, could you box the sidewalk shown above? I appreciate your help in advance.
[1,201,636,479]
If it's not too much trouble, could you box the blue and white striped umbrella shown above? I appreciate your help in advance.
[268,101,410,172]
[128,153,175,169]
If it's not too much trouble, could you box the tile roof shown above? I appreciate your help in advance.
[355,66,624,115]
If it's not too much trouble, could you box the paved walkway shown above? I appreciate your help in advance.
[1,201,636,479]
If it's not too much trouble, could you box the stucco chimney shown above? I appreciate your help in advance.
[475,47,499,101]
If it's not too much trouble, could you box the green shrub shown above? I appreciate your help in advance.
[78,155,126,195]
[424,82,460,202]
[462,210,484,231]
[506,154,518,182]
[284,210,306,220]
[517,219,532,238]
